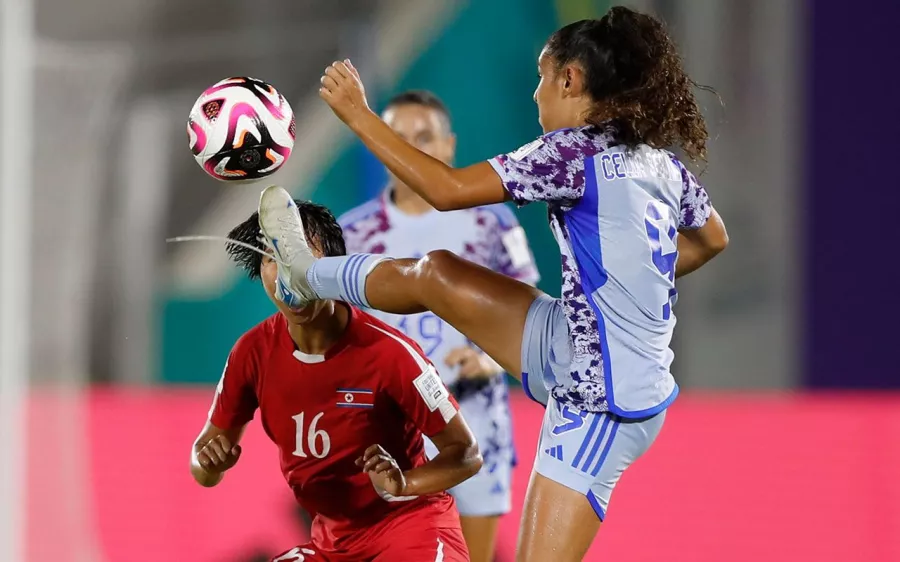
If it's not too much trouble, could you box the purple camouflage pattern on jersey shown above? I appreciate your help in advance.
[489,125,711,412]
[489,126,616,209]
[671,156,712,229]
[339,200,391,255]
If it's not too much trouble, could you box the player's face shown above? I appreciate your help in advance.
[534,49,569,133]
[382,104,455,165]
[260,253,329,324]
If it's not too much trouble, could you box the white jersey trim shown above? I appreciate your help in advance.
[366,323,429,370]
[366,323,457,423]
[207,361,227,420]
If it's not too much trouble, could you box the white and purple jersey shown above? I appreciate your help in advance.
[489,125,712,416]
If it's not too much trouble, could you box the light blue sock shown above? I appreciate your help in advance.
[306,254,387,309]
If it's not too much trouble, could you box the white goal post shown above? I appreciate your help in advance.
[0,0,34,559]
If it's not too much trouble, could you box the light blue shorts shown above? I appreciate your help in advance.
[519,294,567,407]
[534,397,664,520]
[424,379,513,517]
[522,294,666,520]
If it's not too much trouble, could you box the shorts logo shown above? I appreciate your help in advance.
[544,445,564,461]
[551,405,588,435]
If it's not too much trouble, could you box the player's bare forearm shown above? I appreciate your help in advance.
[405,414,482,496]
[675,237,716,278]
[349,110,507,210]
[404,441,483,496]
[676,208,728,278]
[190,421,245,488]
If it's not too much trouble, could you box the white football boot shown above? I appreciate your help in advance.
[257,185,318,308]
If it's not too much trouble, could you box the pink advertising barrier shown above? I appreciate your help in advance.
[27,390,900,561]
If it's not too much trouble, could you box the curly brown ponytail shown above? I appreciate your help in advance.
[545,7,712,162]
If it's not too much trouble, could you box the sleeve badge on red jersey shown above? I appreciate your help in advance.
[413,367,450,412]
[336,388,375,408]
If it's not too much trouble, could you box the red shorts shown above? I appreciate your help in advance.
[271,525,468,562]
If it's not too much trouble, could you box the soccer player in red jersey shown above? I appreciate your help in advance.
[189,201,482,562]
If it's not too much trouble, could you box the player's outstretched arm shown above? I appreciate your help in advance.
[319,60,507,211]
[676,208,728,278]
[406,414,482,497]
[190,421,246,488]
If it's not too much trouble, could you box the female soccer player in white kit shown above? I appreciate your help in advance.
[260,7,728,560]
[339,90,539,562]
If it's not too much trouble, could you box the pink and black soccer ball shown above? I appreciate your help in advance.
[187,77,295,182]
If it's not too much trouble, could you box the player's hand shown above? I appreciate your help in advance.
[445,346,504,380]
[195,434,242,475]
[319,59,371,127]
[356,444,407,497]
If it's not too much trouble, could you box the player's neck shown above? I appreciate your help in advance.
[390,183,434,216]
[286,301,350,356]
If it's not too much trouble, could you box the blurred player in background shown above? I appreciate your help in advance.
[189,202,482,562]
[264,6,729,561]
[339,90,540,562]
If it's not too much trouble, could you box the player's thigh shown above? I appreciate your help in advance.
[517,471,600,562]
[271,543,330,562]
[370,250,543,376]
[518,399,667,561]
[517,294,568,406]
[459,515,500,562]
[371,526,470,562]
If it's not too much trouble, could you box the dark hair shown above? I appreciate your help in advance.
[226,200,345,279]
[384,90,452,132]
[545,7,712,161]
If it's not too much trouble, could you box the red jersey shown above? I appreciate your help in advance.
[208,305,462,551]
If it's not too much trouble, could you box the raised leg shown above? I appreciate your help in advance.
[256,186,544,377]
[362,250,543,377]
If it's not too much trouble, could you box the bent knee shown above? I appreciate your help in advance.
[421,249,461,268]
[417,249,463,280]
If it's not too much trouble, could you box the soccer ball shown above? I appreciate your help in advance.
[187,77,295,181]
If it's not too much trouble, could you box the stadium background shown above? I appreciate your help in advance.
[1,0,897,560]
